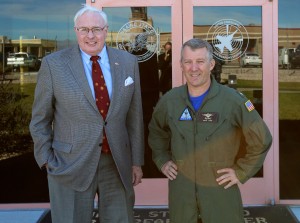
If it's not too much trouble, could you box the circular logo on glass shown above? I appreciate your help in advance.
[116,20,158,63]
[206,19,249,61]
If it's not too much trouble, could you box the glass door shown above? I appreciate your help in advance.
[91,0,182,205]
[183,0,278,204]
[90,0,278,206]
[184,0,277,205]
[278,0,300,205]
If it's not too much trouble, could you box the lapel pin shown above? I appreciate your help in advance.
[115,62,119,65]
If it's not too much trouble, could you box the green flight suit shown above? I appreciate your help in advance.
[148,77,272,223]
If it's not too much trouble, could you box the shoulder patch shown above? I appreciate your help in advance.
[245,100,255,112]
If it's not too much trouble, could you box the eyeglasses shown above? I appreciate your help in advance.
[75,26,106,35]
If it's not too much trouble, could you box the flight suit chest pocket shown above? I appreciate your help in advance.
[198,114,229,138]
[169,115,194,137]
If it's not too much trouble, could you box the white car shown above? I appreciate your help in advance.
[240,52,262,67]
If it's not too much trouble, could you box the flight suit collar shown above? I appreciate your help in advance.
[180,75,220,111]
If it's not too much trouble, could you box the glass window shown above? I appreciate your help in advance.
[193,7,262,106]
[0,0,82,203]
[193,6,263,177]
[103,7,172,178]
[278,0,300,200]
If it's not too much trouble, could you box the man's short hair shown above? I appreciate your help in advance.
[181,38,213,62]
[74,4,108,27]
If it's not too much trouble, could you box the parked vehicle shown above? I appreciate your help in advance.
[240,52,262,67]
[7,52,41,71]
[278,47,296,69]
[290,45,300,69]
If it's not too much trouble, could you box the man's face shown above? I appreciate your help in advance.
[180,46,215,90]
[74,12,108,56]
[165,44,172,52]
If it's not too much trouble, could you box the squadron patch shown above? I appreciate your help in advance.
[179,107,193,121]
[245,100,255,112]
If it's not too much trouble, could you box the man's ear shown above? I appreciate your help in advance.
[210,59,216,71]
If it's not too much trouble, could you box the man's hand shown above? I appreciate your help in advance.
[161,160,178,180]
[164,50,170,60]
[42,163,48,170]
[216,168,241,189]
[132,166,143,186]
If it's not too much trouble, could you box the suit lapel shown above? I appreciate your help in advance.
[106,47,123,119]
[67,46,99,113]
[66,46,125,119]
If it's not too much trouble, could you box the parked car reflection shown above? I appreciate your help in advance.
[240,52,262,68]
[7,52,41,71]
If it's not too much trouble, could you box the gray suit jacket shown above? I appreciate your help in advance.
[30,45,144,192]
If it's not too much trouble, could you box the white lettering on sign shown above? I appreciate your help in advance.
[256,218,268,223]
[244,210,250,216]
[92,209,273,223]
[244,217,268,223]
[149,211,169,218]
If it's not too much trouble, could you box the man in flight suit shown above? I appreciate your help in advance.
[148,38,272,223]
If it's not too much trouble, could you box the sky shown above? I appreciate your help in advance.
[0,0,298,41]
[193,7,262,26]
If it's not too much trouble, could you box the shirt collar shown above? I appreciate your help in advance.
[182,75,220,102]
[80,45,108,66]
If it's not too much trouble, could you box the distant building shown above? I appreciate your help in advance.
[0,35,56,58]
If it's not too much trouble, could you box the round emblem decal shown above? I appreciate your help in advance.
[116,20,158,63]
[206,19,249,61]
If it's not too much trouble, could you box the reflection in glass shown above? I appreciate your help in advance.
[0,0,82,203]
[103,7,172,178]
[1,6,79,74]
[193,6,263,115]
[193,6,263,177]
[278,0,300,199]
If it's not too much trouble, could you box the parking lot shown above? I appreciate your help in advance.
[221,65,300,82]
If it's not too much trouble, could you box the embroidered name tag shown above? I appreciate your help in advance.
[198,112,219,123]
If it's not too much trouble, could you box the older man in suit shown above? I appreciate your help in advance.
[30,4,144,223]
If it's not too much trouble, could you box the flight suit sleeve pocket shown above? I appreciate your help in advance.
[52,140,72,153]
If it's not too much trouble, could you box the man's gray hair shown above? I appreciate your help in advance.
[74,4,108,27]
[181,38,214,62]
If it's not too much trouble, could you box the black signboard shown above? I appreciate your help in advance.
[39,206,298,223]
